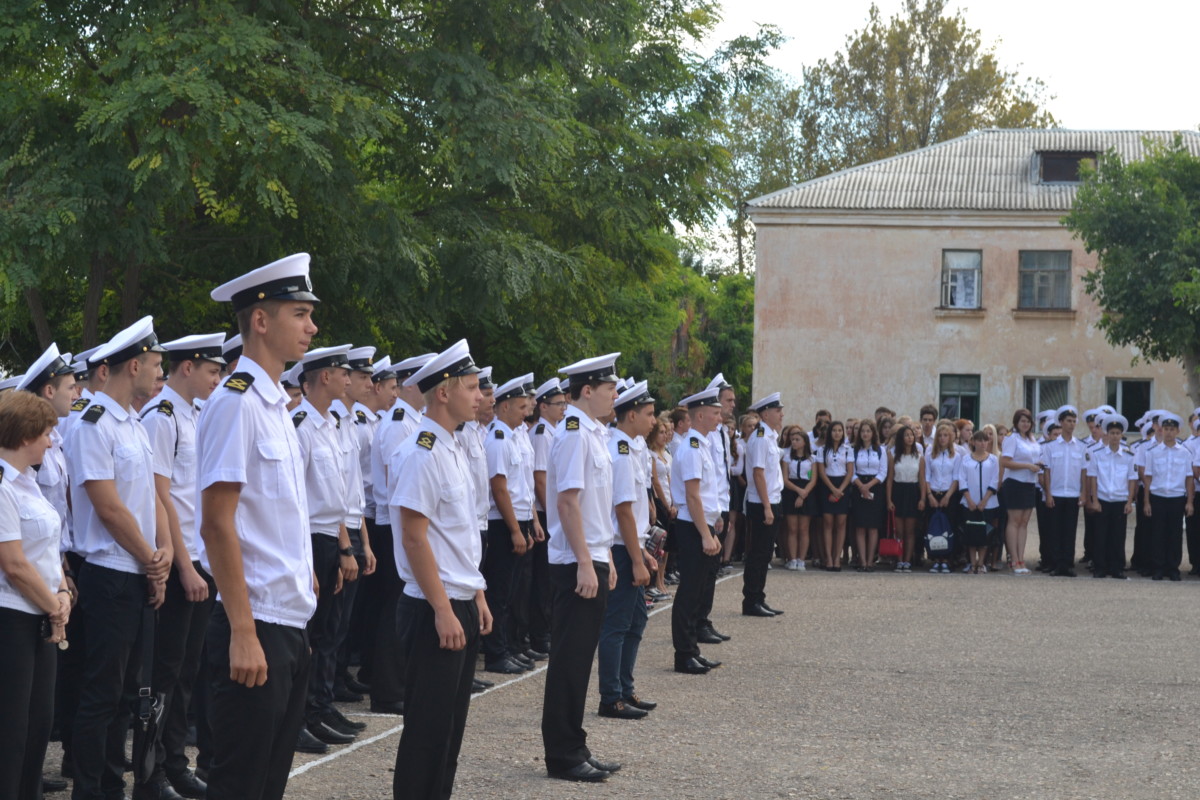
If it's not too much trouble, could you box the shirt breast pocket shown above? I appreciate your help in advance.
[174,446,197,485]
[19,504,55,543]
[313,447,340,481]
[114,443,143,482]
[592,448,612,487]
[257,440,291,499]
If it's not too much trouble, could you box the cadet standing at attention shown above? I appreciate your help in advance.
[389,339,491,800]
[542,354,623,783]
[198,253,320,800]
[743,393,786,617]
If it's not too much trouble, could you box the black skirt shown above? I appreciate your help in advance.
[782,487,802,515]
[730,476,746,513]
[850,476,886,529]
[891,481,921,519]
[821,482,850,516]
[1002,478,1038,510]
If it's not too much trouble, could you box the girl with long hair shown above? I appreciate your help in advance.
[648,416,675,596]
[887,425,925,572]
[923,421,962,573]
[780,425,818,570]
[817,420,853,571]
[850,420,887,571]
[1000,408,1045,575]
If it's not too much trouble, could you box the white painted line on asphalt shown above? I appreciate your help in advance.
[288,569,743,779]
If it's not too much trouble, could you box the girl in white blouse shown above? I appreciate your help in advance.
[648,418,674,596]
[887,425,925,572]
[850,421,888,571]
[958,430,1001,574]
[817,421,853,571]
[780,426,818,570]
[1000,409,1045,575]
[924,422,962,572]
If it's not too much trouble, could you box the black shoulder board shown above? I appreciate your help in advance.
[617,440,630,455]
[565,417,580,431]
[756,427,765,437]
[330,409,341,421]
[225,373,254,393]
[455,422,465,431]
[292,410,308,428]
[356,410,367,425]
[535,423,545,435]
[0,464,4,481]
[689,437,700,448]
[393,408,405,421]
[82,404,106,424]
[494,429,504,439]
[416,430,436,450]
[155,400,174,417]
[70,398,89,413]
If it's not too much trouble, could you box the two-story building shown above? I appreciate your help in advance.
[747,128,1200,428]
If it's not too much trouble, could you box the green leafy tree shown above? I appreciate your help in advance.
[1064,136,1200,403]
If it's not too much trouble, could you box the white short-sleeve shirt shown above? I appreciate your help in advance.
[852,446,888,483]
[0,459,64,614]
[1001,434,1044,484]
[293,397,349,536]
[64,391,157,574]
[1145,441,1193,498]
[745,422,783,505]
[141,384,200,560]
[484,418,534,521]
[371,398,422,525]
[331,399,365,530]
[956,454,1000,510]
[530,418,556,513]
[924,447,962,493]
[455,420,489,531]
[36,426,72,554]
[609,429,650,547]
[707,427,732,512]
[1045,436,1088,497]
[670,430,720,526]
[196,357,316,629]
[547,409,613,565]
[816,443,853,479]
[390,418,485,601]
[352,402,379,522]
[1087,445,1137,503]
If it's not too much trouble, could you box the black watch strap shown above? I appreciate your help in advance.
[339,547,353,557]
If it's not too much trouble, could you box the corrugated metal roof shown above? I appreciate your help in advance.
[748,129,1200,211]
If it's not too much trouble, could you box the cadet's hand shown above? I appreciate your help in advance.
[51,592,71,626]
[148,578,166,610]
[701,533,721,556]
[643,551,659,574]
[477,595,493,636]
[47,621,66,645]
[631,560,651,587]
[1144,502,1152,518]
[334,569,344,595]
[435,607,466,651]
[339,553,359,583]
[1045,496,1056,509]
[575,562,598,598]
[714,516,726,534]
[532,518,546,543]
[1187,501,1194,517]
[608,564,617,591]
[1123,501,1132,516]
[230,631,269,687]
[145,548,171,583]
[64,574,78,607]
[362,546,377,576]
[510,529,528,556]
[180,564,210,603]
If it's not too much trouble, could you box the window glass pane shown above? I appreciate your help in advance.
[944,250,981,270]
[1106,378,1151,425]
[1024,378,1068,417]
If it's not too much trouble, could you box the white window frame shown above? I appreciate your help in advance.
[1024,377,1069,418]
[941,250,982,309]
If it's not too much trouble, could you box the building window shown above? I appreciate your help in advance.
[941,250,981,309]
[1018,251,1071,309]
[1106,378,1151,427]
[1039,151,1097,183]
[1024,377,1068,419]
[939,374,980,426]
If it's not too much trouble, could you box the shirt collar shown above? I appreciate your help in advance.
[94,390,131,421]
[419,415,459,443]
[352,401,377,421]
[565,408,599,432]
[391,397,423,420]
[492,417,516,437]
[297,397,335,427]
[236,355,285,407]
[157,384,195,419]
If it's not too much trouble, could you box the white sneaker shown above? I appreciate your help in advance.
[796,560,806,572]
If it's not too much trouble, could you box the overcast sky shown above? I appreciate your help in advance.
[706,0,1200,132]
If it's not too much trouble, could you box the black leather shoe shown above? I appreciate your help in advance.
[525,648,549,661]
[1169,572,1182,581]
[343,673,371,693]
[1053,568,1077,578]
[370,700,405,715]
[548,761,610,782]
[761,603,784,615]
[43,776,68,794]
[1111,571,1126,579]
[598,700,648,719]
[1152,572,1165,581]
[60,755,74,779]
[674,657,710,674]
[324,708,366,734]
[296,727,329,754]
[742,604,776,617]
[484,658,526,674]
[624,693,657,711]
[697,629,724,644]
[333,684,364,702]
[587,756,622,773]
[167,770,208,799]
[474,676,495,688]
[471,679,488,693]
[308,720,356,744]
[194,766,207,783]
[696,655,722,669]
[510,652,535,669]
[706,627,731,641]
[132,777,184,800]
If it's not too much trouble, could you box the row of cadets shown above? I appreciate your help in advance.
[139,333,227,798]
[62,316,173,800]
[386,340,490,800]
[1041,405,1088,577]
[596,379,659,719]
[364,351,435,715]
[527,377,566,657]
[743,392,785,617]
[1142,411,1193,580]
[480,373,542,674]
[198,253,320,800]
[541,354,624,782]
[328,347,378,709]
[669,385,724,675]
[1085,413,1137,578]
[290,345,362,750]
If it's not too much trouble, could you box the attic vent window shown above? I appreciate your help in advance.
[1039,151,1096,183]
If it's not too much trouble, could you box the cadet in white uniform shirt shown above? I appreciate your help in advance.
[16,344,76,540]
[387,339,490,800]
[1042,405,1088,576]
[698,374,735,639]
[1142,412,1193,581]
[139,333,226,799]
[669,387,725,676]
[1086,414,1137,579]
[291,345,360,747]
[63,316,172,800]
[542,354,624,783]
[198,253,320,800]
[743,393,785,617]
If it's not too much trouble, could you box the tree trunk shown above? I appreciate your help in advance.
[81,253,109,348]
[24,287,51,348]
[120,261,144,326]
[1182,352,1200,407]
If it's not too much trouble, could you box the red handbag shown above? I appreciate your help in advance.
[878,508,902,558]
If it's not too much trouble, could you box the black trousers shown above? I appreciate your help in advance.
[509,530,535,654]
[541,561,609,773]
[0,607,56,800]
[357,519,390,686]
[698,512,727,628]
[206,604,310,800]
[1035,496,1051,564]
[72,562,146,800]
[306,533,341,724]
[1131,485,1150,572]
[154,562,215,781]
[1094,500,1130,576]
[528,511,552,651]
[334,527,367,682]
[393,595,480,800]
[671,520,716,659]
[1045,496,1081,571]
[370,523,407,705]
[55,551,87,767]
[743,503,780,609]
[1082,504,1097,561]
[1186,511,1200,573]
[1149,494,1186,578]
[480,519,531,662]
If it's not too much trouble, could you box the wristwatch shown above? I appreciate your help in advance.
[339,547,353,557]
